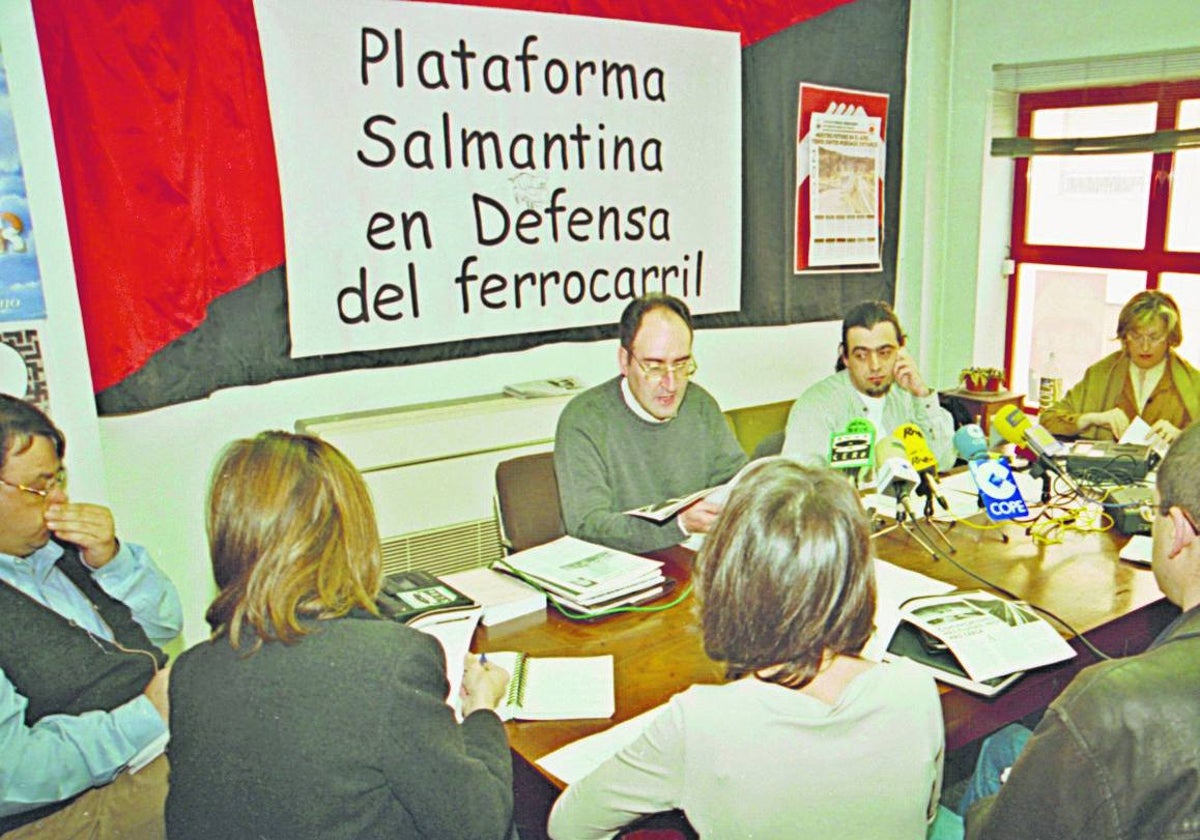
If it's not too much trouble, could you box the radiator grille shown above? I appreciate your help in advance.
[380,517,504,578]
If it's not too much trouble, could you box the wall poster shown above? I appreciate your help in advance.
[0,40,46,321]
[794,82,888,274]
[255,0,742,359]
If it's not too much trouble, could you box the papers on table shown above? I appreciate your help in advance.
[410,608,483,718]
[864,467,1046,524]
[1119,534,1154,566]
[484,652,615,721]
[440,567,547,626]
[894,591,1076,684]
[537,704,666,784]
[494,536,666,617]
[861,559,955,662]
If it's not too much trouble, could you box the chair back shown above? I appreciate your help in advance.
[495,451,565,553]
[751,430,786,459]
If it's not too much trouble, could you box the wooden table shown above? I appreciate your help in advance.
[479,520,1176,835]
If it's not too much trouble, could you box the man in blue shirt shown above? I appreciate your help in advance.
[0,394,182,839]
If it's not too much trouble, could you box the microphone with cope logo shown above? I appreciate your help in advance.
[954,422,1029,521]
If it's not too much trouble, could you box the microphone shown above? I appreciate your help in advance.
[874,438,919,501]
[953,422,1029,521]
[829,418,875,472]
[992,405,1067,464]
[894,423,948,511]
[952,423,989,462]
[967,455,1030,521]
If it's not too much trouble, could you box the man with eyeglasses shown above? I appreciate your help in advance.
[0,394,181,839]
[781,299,955,470]
[554,294,747,553]
[949,421,1200,839]
[1040,290,1200,447]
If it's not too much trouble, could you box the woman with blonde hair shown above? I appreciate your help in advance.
[166,431,513,840]
[547,459,944,839]
[1041,289,1200,445]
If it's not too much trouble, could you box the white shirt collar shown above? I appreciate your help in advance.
[621,377,671,424]
[1130,356,1167,413]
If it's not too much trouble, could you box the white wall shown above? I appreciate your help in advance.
[900,0,1200,388]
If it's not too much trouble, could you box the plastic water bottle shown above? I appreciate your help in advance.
[1038,351,1062,408]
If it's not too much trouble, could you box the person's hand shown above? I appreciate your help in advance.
[44,502,119,568]
[678,499,722,535]
[1079,408,1130,439]
[1148,419,1182,449]
[892,349,931,397]
[460,654,510,717]
[143,665,171,723]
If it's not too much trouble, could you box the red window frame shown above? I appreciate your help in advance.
[1004,79,1200,384]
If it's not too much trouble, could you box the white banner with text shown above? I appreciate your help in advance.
[254,0,742,358]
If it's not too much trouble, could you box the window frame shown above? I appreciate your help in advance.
[1004,79,1200,391]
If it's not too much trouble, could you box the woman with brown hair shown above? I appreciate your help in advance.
[547,459,944,839]
[1040,289,1200,445]
[165,431,514,840]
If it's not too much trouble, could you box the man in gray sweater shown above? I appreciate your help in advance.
[554,295,747,554]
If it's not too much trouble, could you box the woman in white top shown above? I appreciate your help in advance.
[547,459,944,840]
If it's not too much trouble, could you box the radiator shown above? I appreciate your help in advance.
[297,392,573,576]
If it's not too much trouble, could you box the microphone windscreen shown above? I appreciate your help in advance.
[829,418,875,470]
[894,423,937,472]
[874,438,918,499]
[874,437,909,467]
[953,424,989,461]
[991,405,1031,448]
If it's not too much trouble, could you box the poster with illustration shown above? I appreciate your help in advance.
[794,83,888,274]
[0,40,46,321]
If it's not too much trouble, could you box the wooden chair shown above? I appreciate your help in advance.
[495,451,566,553]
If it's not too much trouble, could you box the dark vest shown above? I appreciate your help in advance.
[0,543,167,832]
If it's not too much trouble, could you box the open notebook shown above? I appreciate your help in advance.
[483,652,615,721]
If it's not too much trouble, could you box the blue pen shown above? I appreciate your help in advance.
[479,652,488,666]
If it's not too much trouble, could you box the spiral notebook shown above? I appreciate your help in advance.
[483,652,615,721]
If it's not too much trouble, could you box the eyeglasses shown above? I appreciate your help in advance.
[1138,501,1200,535]
[630,356,697,384]
[0,467,68,500]
[1127,331,1168,348]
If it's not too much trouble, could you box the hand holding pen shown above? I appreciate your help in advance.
[460,653,510,716]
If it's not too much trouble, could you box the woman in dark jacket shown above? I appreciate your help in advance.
[166,431,513,840]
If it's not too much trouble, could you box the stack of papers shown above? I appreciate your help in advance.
[494,536,666,617]
[440,566,547,626]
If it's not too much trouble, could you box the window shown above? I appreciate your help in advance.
[1006,80,1200,408]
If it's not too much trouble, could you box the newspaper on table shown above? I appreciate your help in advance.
[898,590,1075,684]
